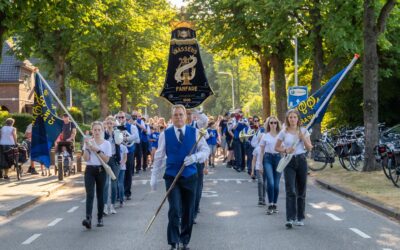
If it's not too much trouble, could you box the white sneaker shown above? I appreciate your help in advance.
[110,205,117,214]
[103,205,109,215]
[294,220,305,226]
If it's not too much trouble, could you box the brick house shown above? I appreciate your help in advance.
[0,41,36,113]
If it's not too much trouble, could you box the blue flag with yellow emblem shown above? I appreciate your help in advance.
[31,74,63,168]
[295,55,359,129]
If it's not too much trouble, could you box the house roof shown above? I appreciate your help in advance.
[0,41,35,83]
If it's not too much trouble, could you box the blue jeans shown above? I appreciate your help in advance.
[103,157,120,205]
[118,170,125,202]
[263,153,282,204]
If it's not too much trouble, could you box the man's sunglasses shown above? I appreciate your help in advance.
[117,116,125,119]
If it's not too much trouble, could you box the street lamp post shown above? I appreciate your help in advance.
[218,71,235,111]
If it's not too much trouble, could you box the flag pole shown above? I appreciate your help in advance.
[36,72,116,180]
[305,54,359,130]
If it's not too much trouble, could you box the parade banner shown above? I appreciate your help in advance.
[160,21,213,108]
[294,54,359,129]
[31,74,63,168]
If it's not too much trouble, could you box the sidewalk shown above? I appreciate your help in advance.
[310,164,400,222]
[0,163,83,217]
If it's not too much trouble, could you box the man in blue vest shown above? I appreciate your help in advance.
[150,105,210,250]
[231,110,247,172]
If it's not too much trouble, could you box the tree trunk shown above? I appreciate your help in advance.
[96,62,110,119]
[270,51,287,123]
[362,0,396,171]
[310,0,324,141]
[259,54,271,120]
[54,53,66,104]
[118,85,128,113]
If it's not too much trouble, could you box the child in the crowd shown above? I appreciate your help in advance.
[118,144,128,207]
[149,126,160,165]
[251,133,265,206]
[61,145,72,176]
[206,121,219,168]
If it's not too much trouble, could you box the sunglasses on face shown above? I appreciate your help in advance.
[254,120,259,122]
[269,121,278,124]
[117,116,125,119]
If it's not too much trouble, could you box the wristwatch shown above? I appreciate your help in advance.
[96,150,102,154]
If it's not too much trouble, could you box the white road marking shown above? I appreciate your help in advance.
[75,181,84,184]
[236,180,242,184]
[80,198,86,203]
[308,202,322,209]
[382,248,393,250]
[349,228,371,239]
[213,180,218,184]
[202,190,219,198]
[48,218,63,227]
[325,213,343,221]
[67,206,79,213]
[142,180,148,185]
[22,234,41,245]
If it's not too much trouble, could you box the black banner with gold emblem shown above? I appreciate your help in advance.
[160,22,213,108]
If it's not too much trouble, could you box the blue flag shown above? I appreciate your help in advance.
[295,68,346,129]
[31,74,63,168]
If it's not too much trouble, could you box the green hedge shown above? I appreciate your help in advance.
[11,113,33,133]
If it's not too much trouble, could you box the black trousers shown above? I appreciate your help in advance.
[140,141,149,170]
[233,138,245,170]
[124,151,135,198]
[84,165,106,220]
[164,174,198,246]
[134,142,142,171]
[284,154,308,221]
[194,163,204,215]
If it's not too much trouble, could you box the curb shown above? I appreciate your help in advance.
[0,174,82,217]
[315,178,400,222]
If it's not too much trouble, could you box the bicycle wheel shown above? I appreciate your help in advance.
[381,157,391,179]
[308,144,329,171]
[388,158,400,187]
[349,154,364,171]
[339,156,352,171]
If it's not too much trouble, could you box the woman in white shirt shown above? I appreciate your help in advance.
[275,109,313,229]
[0,118,17,180]
[259,116,282,214]
[82,121,112,229]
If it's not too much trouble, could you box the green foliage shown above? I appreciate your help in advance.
[10,113,33,134]
[68,106,83,123]
[0,110,9,126]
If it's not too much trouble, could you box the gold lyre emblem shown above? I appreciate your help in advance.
[175,55,197,85]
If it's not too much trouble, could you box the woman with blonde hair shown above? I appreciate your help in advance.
[82,121,112,229]
[259,116,282,211]
[275,109,312,229]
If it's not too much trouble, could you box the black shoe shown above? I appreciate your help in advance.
[233,167,240,172]
[126,196,131,200]
[82,218,91,229]
[285,220,294,229]
[169,244,177,250]
[266,205,274,215]
[272,204,279,213]
[31,171,39,175]
[180,245,190,250]
[97,219,104,227]
[4,175,9,180]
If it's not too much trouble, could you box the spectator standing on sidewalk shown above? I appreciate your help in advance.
[24,123,42,175]
[0,118,17,179]
[275,109,313,229]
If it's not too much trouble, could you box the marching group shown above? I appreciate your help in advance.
[79,105,312,249]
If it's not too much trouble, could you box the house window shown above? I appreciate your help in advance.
[24,75,32,90]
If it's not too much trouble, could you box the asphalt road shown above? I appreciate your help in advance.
[0,163,399,250]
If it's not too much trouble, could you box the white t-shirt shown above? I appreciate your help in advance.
[119,144,128,170]
[253,146,262,170]
[277,127,310,155]
[259,132,279,154]
[83,140,112,166]
[0,126,15,145]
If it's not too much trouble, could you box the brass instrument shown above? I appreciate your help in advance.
[239,129,255,142]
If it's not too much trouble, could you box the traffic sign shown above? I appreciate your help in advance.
[288,86,308,108]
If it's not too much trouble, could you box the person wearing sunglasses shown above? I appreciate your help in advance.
[115,111,139,201]
[258,116,282,213]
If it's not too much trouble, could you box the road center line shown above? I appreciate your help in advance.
[349,228,371,239]
[22,234,41,245]
[67,206,79,213]
[236,180,242,184]
[213,180,218,184]
[325,213,343,221]
[48,218,63,227]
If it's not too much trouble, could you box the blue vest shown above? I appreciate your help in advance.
[234,122,246,139]
[165,126,197,177]
[125,123,135,153]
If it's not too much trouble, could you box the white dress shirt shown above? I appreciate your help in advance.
[128,123,140,144]
[150,125,210,189]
